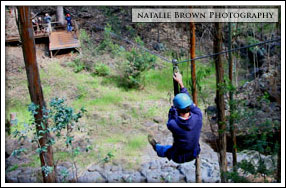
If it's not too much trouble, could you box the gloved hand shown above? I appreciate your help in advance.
[168,106,178,120]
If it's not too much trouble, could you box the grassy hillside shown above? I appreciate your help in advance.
[5,43,217,171]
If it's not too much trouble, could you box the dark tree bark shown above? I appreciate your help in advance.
[17,6,56,183]
[190,21,202,183]
[214,22,227,183]
[228,22,237,168]
[190,22,198,105]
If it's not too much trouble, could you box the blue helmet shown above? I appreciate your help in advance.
[173,93,193,109]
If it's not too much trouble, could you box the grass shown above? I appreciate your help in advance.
[7,164,19,172]
[21,154,40,168]
[125,134,147,153]
[5,47,224,173]
[145,64,173,92]
[90,92,122,106]
[143,105,159,119]
[5,99,32,133]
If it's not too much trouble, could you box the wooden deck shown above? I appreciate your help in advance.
[49,30,80,51]
[5,32,49,43]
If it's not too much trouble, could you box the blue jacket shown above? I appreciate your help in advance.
[66,16,72,25]
[165,87,203,163]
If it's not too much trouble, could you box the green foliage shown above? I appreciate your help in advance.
[59,168,69,183]
[102,151,114,163]
[126,25,137,38]
[92,63,110,77]
[187,63,215,93]
[42,166,54,177]
[85,145,93,152]
[73,147,81,157]
[246,36,261,52]
[238,159,256,174]
[98,7,124,34]
[69,57,98,74]
[76,85,88,100]
[11,147,27,157]
[119,37,157,89]
[73,58,86,73]
[258,91,271,104]
[96,24,121,57]
[240,117,279,155]
[79,29,92,49]
[7,164,19,172]
[144,65,173,91]
[126,135,147,151]
[225,170,250,183]
[11,98,87,180]
[226,157,274,182]
[79,29,97,57]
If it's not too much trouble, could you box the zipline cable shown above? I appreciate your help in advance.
[103,27,173,63]
[102,26,280,65]
[177,38,281,64]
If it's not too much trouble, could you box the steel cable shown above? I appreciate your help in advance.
[102,26,280,65]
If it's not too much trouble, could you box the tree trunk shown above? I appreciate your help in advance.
[190,22,198,105]
[17,6,56,183]
[57,6,65,26]
[190,21,202,183]
[214,22,227,183]
[228,22,237,168]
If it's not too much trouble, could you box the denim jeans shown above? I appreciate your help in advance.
[67,24,72,32]
[155,144,172,157]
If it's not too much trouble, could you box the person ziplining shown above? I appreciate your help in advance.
[148,72,203,164]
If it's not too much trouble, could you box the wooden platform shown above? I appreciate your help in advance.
[5,32,49,43]
[49,31,80,51]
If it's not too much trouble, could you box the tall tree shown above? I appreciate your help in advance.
[17,6,56,183]
[228,23,237,168]
[190,21,202,183]
[190,22,197,105]
[214,22,227,182]
[57,6,65,26]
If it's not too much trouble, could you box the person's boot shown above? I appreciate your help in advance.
[148,134,158,151]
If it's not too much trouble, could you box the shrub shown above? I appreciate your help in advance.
[96,24,121,57]
[73,58,86,73]
[119,37,156,89]
[68,57,95,73]
[92,63,110,76]
[11,98,87,181]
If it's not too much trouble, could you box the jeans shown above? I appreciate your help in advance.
[67,24,72,32]
[155,144,172,157]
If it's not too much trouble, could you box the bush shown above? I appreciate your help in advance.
[79,29,96,57]
[119,37,156,89]
[11,98,87,181]
[73,58,86,73]
[96,24,121,57]
[92,63,110,77]
[67,57,95,73]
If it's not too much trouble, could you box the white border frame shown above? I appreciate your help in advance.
[1,1,285,187]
